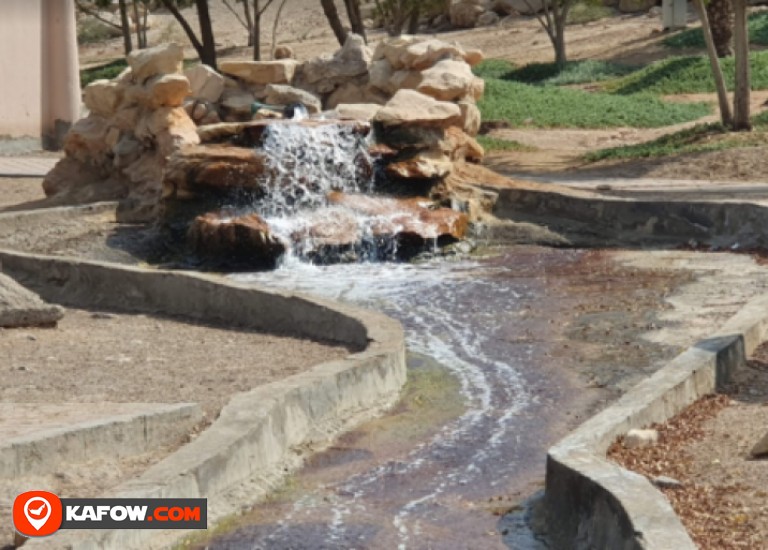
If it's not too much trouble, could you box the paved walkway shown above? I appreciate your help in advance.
[0,156,58,177]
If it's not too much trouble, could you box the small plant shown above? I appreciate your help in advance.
[566,2,614,25]
[80,59,128,87]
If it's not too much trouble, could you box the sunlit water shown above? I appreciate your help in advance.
[219,253,560,549]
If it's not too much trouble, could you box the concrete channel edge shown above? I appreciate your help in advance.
[0,249,407,550]
[544,291,768,549]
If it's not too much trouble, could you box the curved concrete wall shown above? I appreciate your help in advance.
[545,294,768,549]
[0,249,407,549]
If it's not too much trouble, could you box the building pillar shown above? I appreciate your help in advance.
[41,0,81,150]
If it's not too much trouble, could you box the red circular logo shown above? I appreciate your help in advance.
[13,491,63,538]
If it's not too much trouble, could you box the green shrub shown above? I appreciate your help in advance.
[80,59,128,87]
[476,135,536,152]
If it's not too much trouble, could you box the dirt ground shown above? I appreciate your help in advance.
[608,344,768,549]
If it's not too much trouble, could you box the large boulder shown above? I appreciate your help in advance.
[185,64,225,103]
[0,273,64,328]
[146,74,190,108]
[219,59,299,85]
[296,34,372,94]
[264,84,322,114]
[332,103,382,122]
[83,79,124,117]
[458,100,481,136]
[417,59,480,102]
[63,115,112,165]
[374,89,462,128]
[393,38,467,71]
[127,43,184,82]
[450,1,485,28]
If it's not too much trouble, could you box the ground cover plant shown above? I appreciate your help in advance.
[474,60,710,128]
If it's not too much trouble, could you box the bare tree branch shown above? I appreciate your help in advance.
[222,0,249,29]
[75,0,123,30]
[271,0,290,59]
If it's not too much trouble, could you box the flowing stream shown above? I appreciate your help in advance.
[206,248,599,550]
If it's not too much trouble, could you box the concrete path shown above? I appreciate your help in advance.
[0,156,58,177]
[510,174,768,203]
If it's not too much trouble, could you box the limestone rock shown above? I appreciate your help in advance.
[369,59,395,93]
[459,100,482,136]
[264,84,322,114]
[417,59,478,102]
[63,115,112,165]
[274,45,295,60]
[187,211,286,267]
[750,430,768,458]
[652,475,683,489]
[391,70,423,93]
[112,135,142,169]
[112,105,141,132]
[147,74,190,108]
[219,59,299,85]
[385,150,454,179]
[127,43,184,82]
[464,49,485,67]
[326,81,387,109]
[618,0,655,12]
[0,273,64,328]
[624,428,659,449]
[450,1,485,28]
[441,126,485,162]
[147,107,200,157]
[185,64,225,103]
[375,89,462,128]
[163,145,270,200]
[332,103,382,122]
[83,79,123,118]
[220,89,256,120]
[399,38,468,71]
[477,11,501,26]
[376,35,419,70]
[297,34,371,93]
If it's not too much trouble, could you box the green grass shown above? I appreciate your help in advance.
[664,11,768,49]
[476,135,536,152]
[477,78,710,128]
[603,51,768,95]
[566,2,614,25]
[80,59,128,87]
[586,112,768,162]
[474,59,636,86]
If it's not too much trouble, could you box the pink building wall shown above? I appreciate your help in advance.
[0,0,80,150]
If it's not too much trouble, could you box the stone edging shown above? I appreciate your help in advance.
[0,249,406,550]
[545,292,768,549]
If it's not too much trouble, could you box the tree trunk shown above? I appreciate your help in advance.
[706,0,734,57]
[553,16,566,69]
[320,0,348,46]
[196,0,217,69]
[253,0,261,60]
[693,0,733,127]
[132,0,143,48]
[343,0,367,42]
[243,0,255,47]
[407,5,420,35]
[732,0,751,130]
[118,0,133,54]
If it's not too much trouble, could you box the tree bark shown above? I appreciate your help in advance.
[243,0,254,46]
[706,0,734,57]
[320,0,348,46]
[693,0,733,127]
[253,0,261,59]
[732,0,751,130]
[159,0,207,65]
[196,0,218,69]
[118,0,133,54]
[407,5,420,35]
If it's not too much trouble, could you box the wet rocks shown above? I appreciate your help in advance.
[264,84,322,114]
[163,145,270,201]
[187,211,286,268]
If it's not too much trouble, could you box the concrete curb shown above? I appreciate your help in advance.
[489,184,768,249]
[545,292,768,549]
[0,249,406,550]
[0,403,202,479]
